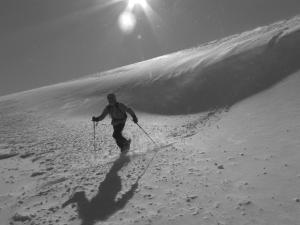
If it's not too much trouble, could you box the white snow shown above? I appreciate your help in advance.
[0,15,300,225]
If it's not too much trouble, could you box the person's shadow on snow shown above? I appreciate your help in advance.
[62,154,138,225]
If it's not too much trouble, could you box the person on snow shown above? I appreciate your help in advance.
[92,93,138,152]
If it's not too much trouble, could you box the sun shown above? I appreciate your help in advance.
[118,11,136,33]
[127,0,148,10]
[118,0,154,33]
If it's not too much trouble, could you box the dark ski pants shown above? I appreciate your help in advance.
[112,123,128,149]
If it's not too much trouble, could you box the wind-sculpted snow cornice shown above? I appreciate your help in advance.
[1,16,300,116]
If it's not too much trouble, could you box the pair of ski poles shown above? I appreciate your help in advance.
[92,120,157,151]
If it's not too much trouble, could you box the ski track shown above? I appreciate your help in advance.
[1,109,214,225]
[1,98,300,225]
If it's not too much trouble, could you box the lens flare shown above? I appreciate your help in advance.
[127,0,148,10]
[118,11,136,32]
[118,0,159,34]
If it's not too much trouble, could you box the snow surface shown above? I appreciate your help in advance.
[0,16,300,225]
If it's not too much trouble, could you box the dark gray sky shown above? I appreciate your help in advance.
[1,0,299,96]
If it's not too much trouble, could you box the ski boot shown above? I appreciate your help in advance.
[121,139,131,153]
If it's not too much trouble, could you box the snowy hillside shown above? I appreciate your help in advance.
[0,16,300,225]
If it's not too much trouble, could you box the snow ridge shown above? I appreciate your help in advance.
[1,16,300,116]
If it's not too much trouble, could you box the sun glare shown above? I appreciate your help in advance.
[119,11,136,32]
[117,0,156,33]
[127,0,148,10]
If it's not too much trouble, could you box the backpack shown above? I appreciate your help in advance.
[108,103,127,120]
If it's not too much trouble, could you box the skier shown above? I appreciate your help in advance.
[92,93,138,152]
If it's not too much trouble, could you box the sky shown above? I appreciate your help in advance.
[0,0,299,96]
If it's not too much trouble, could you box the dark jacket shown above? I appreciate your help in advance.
[96,102,137,125]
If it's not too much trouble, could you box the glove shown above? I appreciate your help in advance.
[92,116,98,122]
[132,116,138,124]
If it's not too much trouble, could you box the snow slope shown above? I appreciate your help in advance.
[0,16,300,225]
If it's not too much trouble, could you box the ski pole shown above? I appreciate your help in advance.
[135,123,157,145]
[93,121,98,151]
